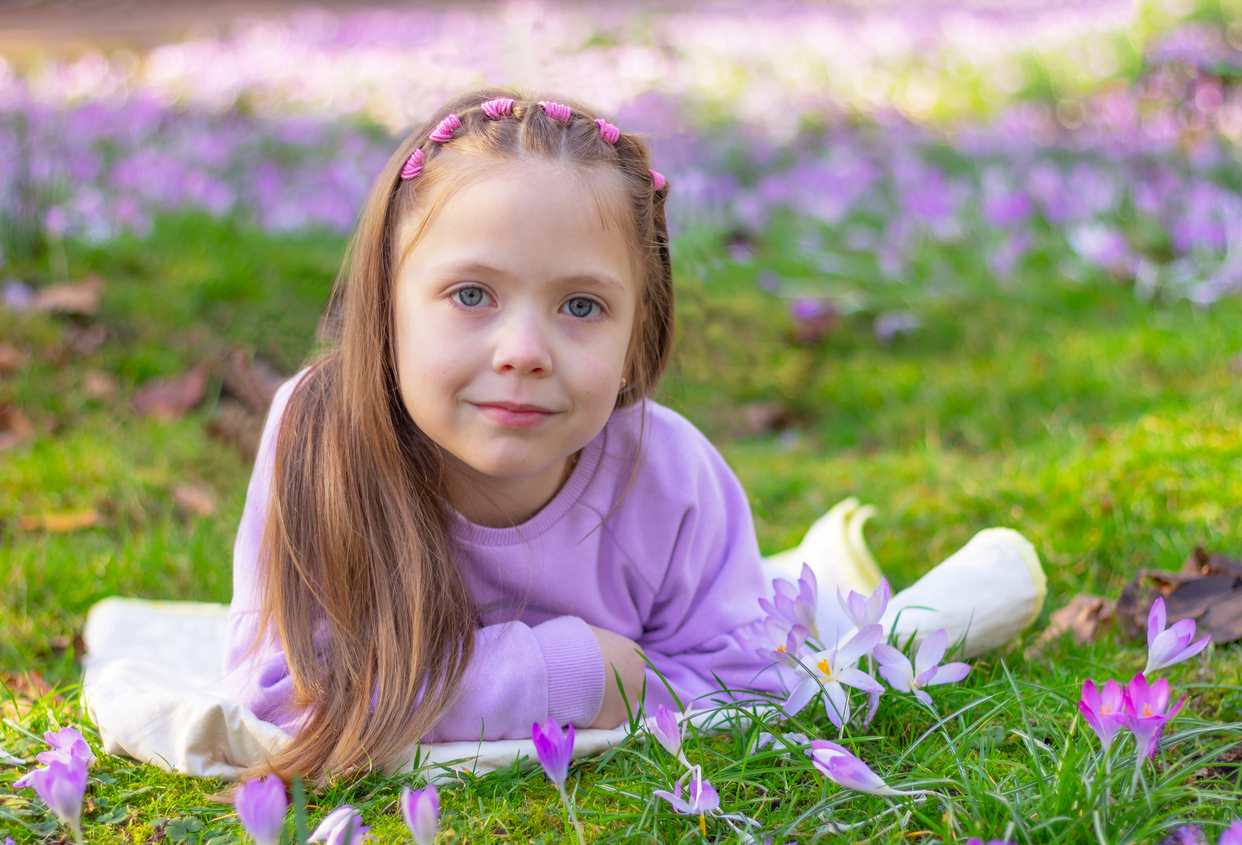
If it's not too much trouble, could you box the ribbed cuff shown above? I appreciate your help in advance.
[532,616,606,727]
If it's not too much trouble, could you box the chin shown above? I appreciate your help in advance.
[456,447,555,480]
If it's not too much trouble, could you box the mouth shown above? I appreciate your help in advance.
[471,402,560,428]
[475,401,557,413]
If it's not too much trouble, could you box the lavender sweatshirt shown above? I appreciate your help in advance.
[222,367,777,741]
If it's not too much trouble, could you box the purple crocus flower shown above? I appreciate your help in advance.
[873,629,971,707]
[760,563,819,637]
[1078,679,1127,751]
[653,764,720,816]
[966,839,1016,845]
[307,805,370,845]
[807,740,915,796]
[400,784,439,845]
[1122,673,1185,763]
[649,704,686,764]
[783,624,884,728]
[39,727,95,770]
[533,718,585,844]
[1145,596,1210,674]
[837,579,890,629]
[745,615,809,668]
[1166,825,1208,844]
[788,297,839,344]
[235,775,288,845]
[1221,819,1242,845]
[531,719,574,788]
[14,755,88,842]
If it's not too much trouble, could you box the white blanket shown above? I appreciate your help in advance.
[82,498,1046,780]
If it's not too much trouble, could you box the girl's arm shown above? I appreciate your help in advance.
[222,370,607,741]
[634,431,779,714]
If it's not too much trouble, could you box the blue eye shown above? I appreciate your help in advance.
[453,285,491,308]
[564,296,602,319]
[450,286,602,319]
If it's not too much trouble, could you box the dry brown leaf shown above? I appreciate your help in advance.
[221,348,287,415]
[206,396,264,461]
[83,370,118,399]
[1117,547,1242,645]
[0,404,35,451]
[132,361,212,420]
[0,671,62,720]
[32,275,104,315]
[65,323,109,356]
[18,509,101,533]
[1027,594,1115,658]
[173,482,217,517]
[738,401,798,437]
[0,342,28,375]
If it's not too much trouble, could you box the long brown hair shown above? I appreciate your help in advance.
[233,87,675,787]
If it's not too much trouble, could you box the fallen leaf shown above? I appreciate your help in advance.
[46,631,86,658]
[32,275,104,316]
[0,404,35,451]
[83,370,118,399]
[173,482,217,517]
[0,671,62,720]
[132,361,212,420]
[1117,548,1242,645]
[1027,594,1115,658]
[738,401,798,437]
[206,396,264,461]
[0,342,28,374]
[18,509,101,533]
[64,323,109,356]
[220,348,286,415]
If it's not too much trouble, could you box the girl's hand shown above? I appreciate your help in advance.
[586,625,646,730]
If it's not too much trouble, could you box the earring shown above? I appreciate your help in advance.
[619,377,628,392]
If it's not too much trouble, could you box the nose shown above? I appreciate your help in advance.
[492,308,553,377]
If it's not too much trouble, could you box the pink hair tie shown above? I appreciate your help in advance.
[400,148,425,181]
[481,97,515,119]
[429,113,461,143]
[595,118,620,145]
[539,101,573,123]
[650,169,666,190]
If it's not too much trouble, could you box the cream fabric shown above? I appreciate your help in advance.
[81,498,1046,780]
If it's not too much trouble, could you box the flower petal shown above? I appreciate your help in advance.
[783,679,818,717]
[914,629,948,677]
[926,662,971,685]
[1147,596,1166,648]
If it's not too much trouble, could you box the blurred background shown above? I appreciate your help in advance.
[2,0,1241,671]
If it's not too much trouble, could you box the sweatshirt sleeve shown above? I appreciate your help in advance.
[221,368,605,740]
[636,431,782,713]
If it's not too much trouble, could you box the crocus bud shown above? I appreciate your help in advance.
[400,784,439,845]
[235,775,288,845]
[308,805,369,845]
[531,719,574,788]
[15,755,88,829]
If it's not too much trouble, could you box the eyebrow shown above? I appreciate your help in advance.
[431,260,626,293]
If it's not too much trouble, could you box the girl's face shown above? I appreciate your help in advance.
[392,158,639,521]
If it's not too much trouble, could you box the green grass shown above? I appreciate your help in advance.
[2,211,1240,843]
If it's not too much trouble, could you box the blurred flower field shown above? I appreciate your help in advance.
[2,1,1242,843]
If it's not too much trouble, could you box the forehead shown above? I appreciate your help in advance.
[395,157,639,287]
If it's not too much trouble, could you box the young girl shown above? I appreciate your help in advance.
[223,87,785,783]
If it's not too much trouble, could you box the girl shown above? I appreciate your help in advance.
[223,87,785,784]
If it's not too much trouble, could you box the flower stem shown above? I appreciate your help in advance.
[71,821,84,845]
[557,782,585,845]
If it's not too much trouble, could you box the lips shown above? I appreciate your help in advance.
[475,401,556,413]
